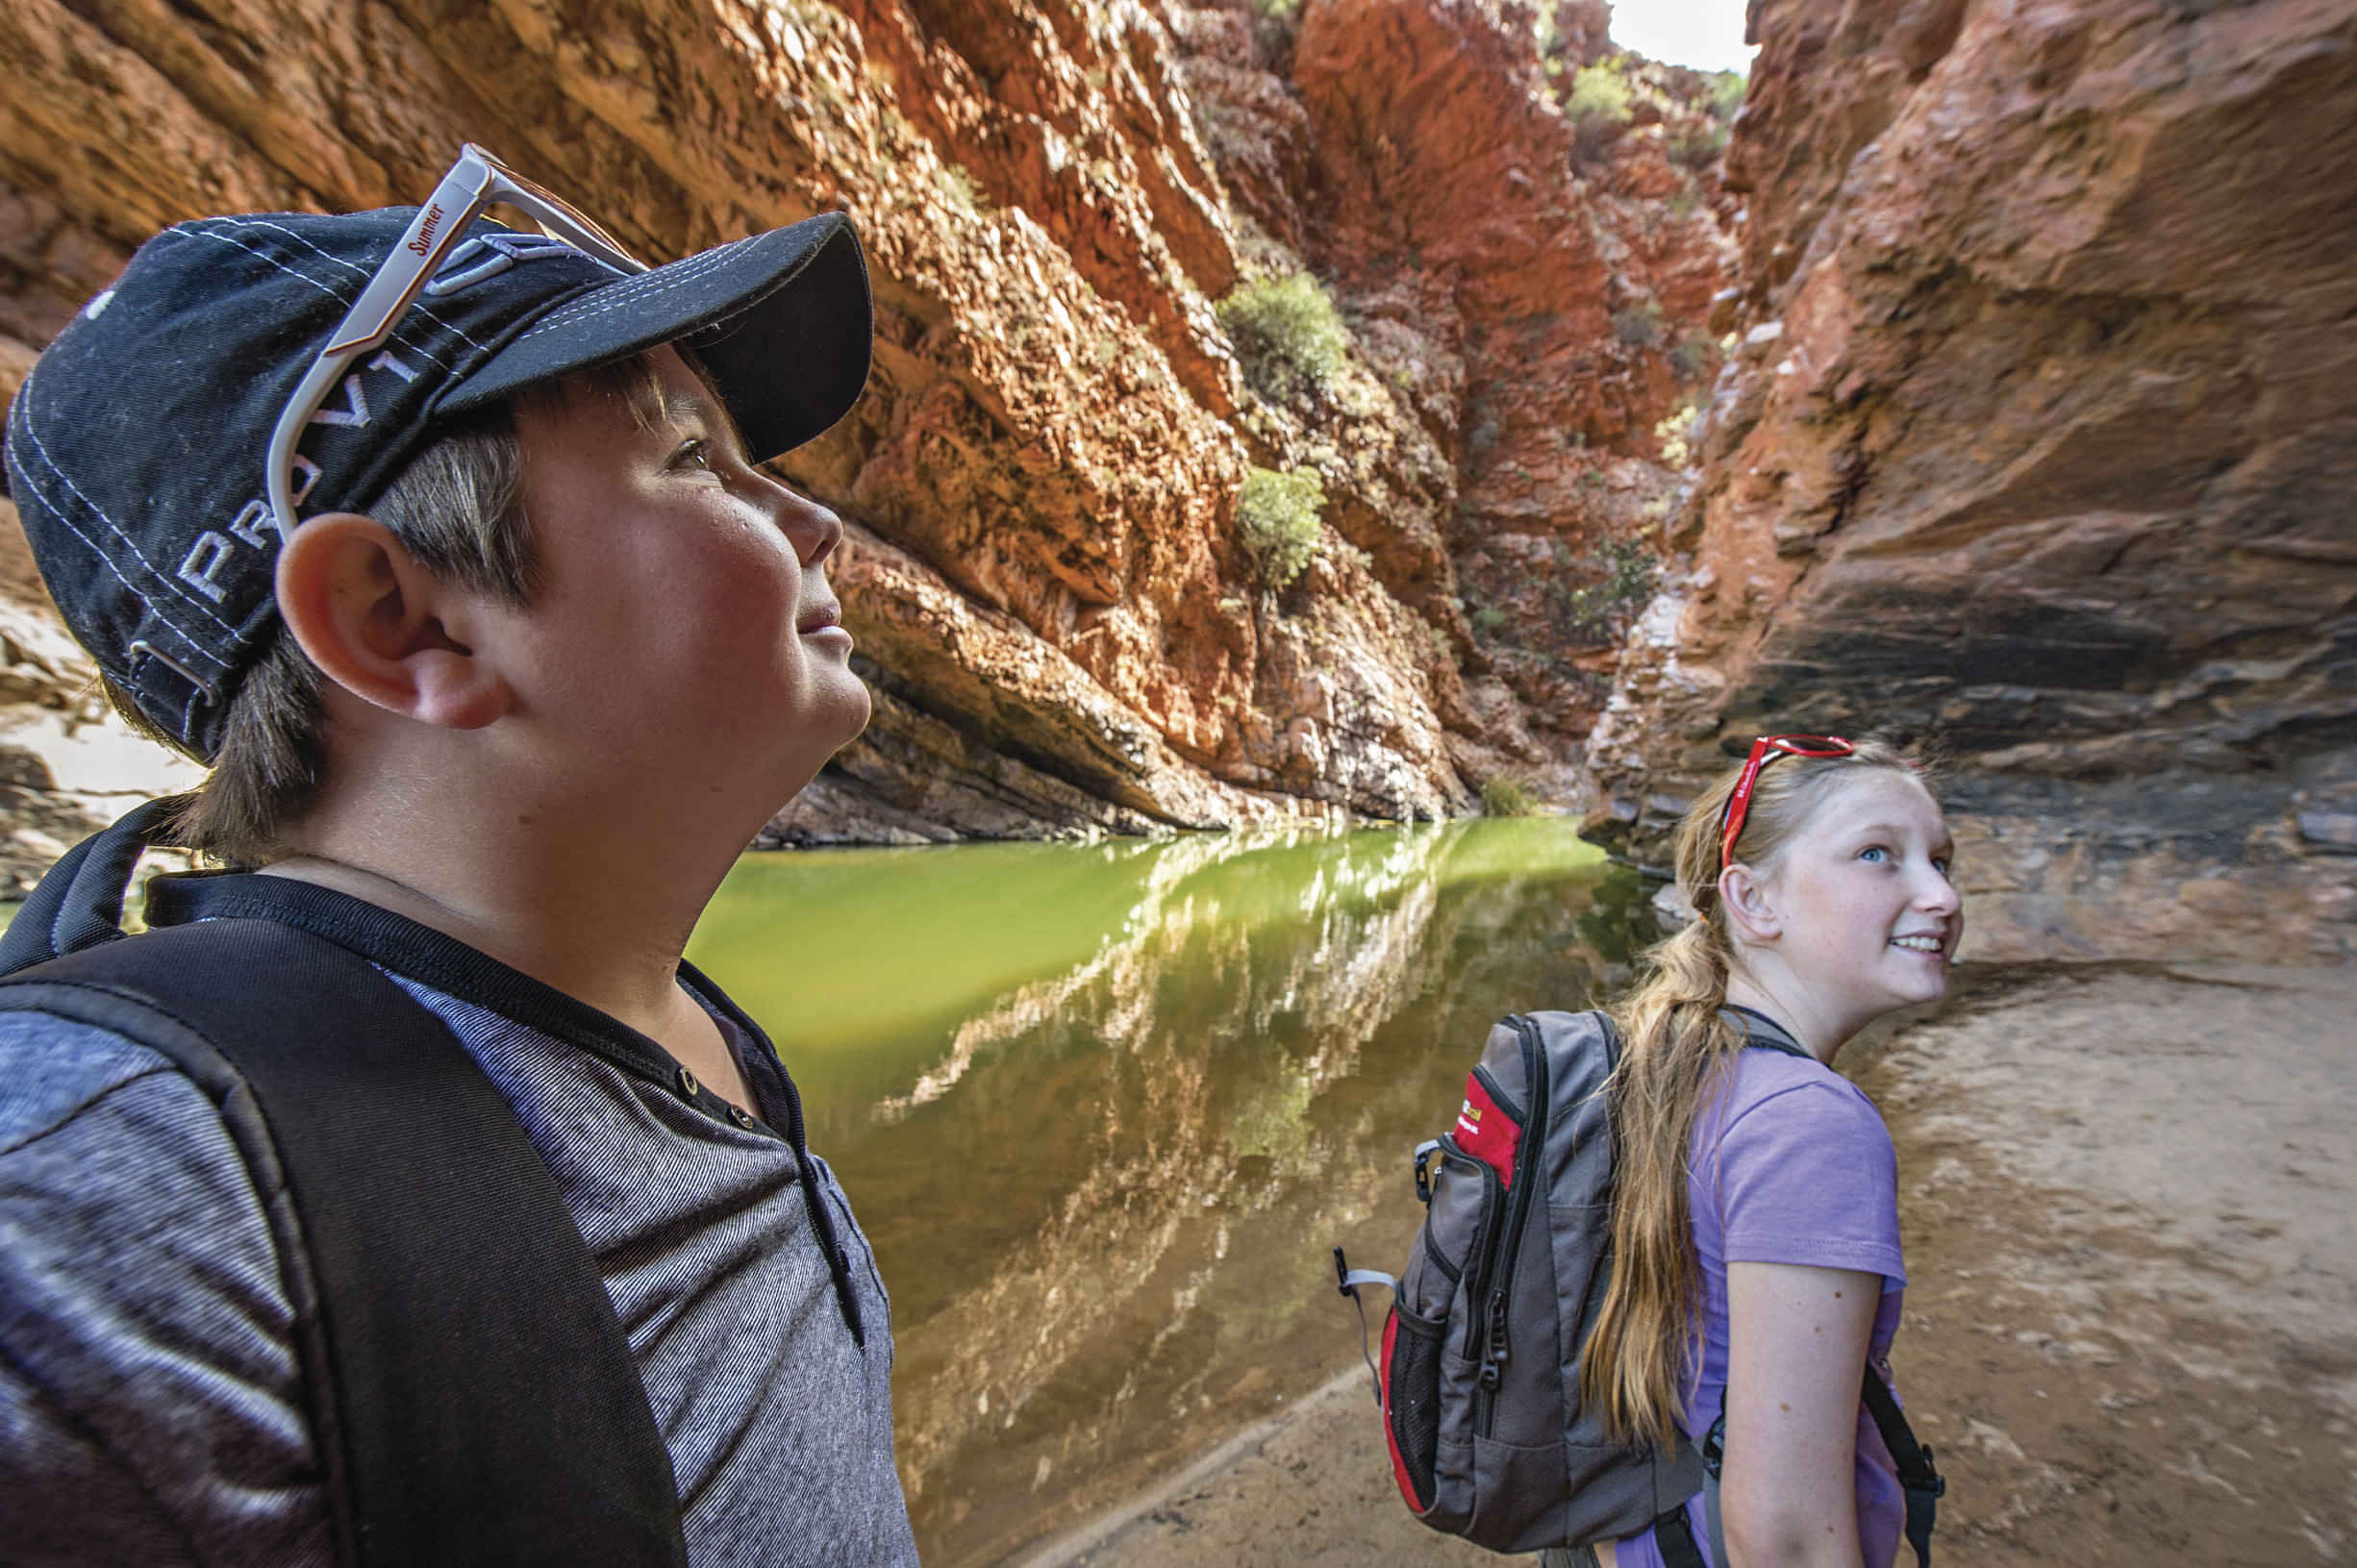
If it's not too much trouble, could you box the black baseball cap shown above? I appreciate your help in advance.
[2,203,871,761]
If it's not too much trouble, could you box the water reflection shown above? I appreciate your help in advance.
[688,820,1658,1566]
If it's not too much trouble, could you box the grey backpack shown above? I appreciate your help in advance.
[1332,1008,1943,1566]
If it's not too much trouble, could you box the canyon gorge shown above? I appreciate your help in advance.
[3,0,2350,963]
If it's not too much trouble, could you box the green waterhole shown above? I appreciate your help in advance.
[688,818,1658,1566]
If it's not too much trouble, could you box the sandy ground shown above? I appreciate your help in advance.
[1025,960,2357,1567]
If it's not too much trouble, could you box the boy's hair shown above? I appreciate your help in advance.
[111,358,687,866]
[3,194,870,770]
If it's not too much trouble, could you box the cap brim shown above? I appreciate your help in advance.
[439,212,871,462]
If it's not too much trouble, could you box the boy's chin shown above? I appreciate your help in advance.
[816,680,873,752]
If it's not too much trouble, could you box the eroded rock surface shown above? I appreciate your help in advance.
[0,0,1734,852]
[1588,0,2357,961]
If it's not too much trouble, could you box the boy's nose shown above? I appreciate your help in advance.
[770,483,843,567]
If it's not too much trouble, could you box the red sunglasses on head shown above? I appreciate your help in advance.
[1718,734,1855,869]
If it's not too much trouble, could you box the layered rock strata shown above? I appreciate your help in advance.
[1587,0,2357,961]
[1,0,1733,854]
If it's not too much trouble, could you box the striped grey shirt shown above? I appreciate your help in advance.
[0,877,915,1566]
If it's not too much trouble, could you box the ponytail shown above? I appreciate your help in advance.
[1579,918,1745,1448]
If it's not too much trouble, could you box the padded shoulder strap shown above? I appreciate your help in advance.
[1719,1003,1811,1059]
[0,919,688,1568]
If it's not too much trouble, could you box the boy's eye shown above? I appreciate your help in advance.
[672,437,717,472]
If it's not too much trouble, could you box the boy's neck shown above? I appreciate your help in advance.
[262,800,742,1049]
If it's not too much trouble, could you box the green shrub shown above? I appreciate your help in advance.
[1566,60,1634,128]
[1481,776,1538,816]
[939,162,989,212]
[1668,126,1727,170]
[1567,60,1634,162]
[1561,536,1659,635]
[1217,273,1348,399]
[1251,0,1302,56]
[1470,605,1509,635]
[1237,465,1327,591]
[1611,301,1665,348]
[1669,333,1716,382]
[1709,70,1747,120]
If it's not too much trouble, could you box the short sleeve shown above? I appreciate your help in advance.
[0,1012,332,1566]
[1704,1077,1905,1285]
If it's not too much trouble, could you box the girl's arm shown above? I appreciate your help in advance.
[1718,1260,1882,1568]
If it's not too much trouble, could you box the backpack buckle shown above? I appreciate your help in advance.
[1413,1138,1442,1205]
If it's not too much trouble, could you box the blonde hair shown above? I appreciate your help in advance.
[1578,734,1929,1448]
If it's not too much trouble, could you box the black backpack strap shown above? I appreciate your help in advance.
[1701,1408,1733,1568]
[0,793,186,971]
[1863,1364,1943,1567]
[1654,1499,1711,1568]
[1694,1365,1942,1568]
[0,918,688,1568]
[1720,1003,1811,1059]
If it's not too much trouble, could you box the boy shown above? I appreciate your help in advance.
[0,146,917,1563]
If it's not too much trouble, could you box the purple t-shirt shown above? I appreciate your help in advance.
[1616,1047,1909,1568]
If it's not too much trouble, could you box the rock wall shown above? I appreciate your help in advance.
[1586,0,2357,961]
[0,0,1734,860]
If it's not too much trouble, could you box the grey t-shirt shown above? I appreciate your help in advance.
[0,881,916,1566]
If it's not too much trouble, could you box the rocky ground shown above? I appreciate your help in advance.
[1026,959,2357,1566]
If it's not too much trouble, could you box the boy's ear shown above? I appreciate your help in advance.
[1718,862,1782,944]
[274,513,514,732]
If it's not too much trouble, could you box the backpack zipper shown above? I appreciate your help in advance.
[1472,1013,1550,1439]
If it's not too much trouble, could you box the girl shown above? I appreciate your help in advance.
[1563,734,1960,1568]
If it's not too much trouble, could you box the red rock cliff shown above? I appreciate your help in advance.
[1588,0,2357,960]
[0,0,1732,871]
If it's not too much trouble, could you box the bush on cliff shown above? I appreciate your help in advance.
[1611,300,1665,348]
[1217,273,1348,401]
[1567,59,1635,162]
[1480,775,1539,816]
[1237,465,1327,592]
[1709,69,1747,120]
[1250,0,1302,62]
[1560,536,1659,637]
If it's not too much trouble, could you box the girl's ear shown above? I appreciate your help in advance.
[274,512,514,731]
[1718,861,1783,944]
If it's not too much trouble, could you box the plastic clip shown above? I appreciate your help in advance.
[1413,1138,1442,1205]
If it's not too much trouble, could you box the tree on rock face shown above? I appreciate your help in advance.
[1237,465,1328,593]
[1216,272,1349,402]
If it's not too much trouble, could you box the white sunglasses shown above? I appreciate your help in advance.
[263,144,646,545]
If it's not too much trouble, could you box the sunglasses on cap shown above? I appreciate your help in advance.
[263,144,646,547]
[1717,734,1855,870]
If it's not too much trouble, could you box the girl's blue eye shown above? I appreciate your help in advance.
[1859,845,1890,863]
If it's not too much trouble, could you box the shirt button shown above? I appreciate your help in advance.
[677,1066,700,1098]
